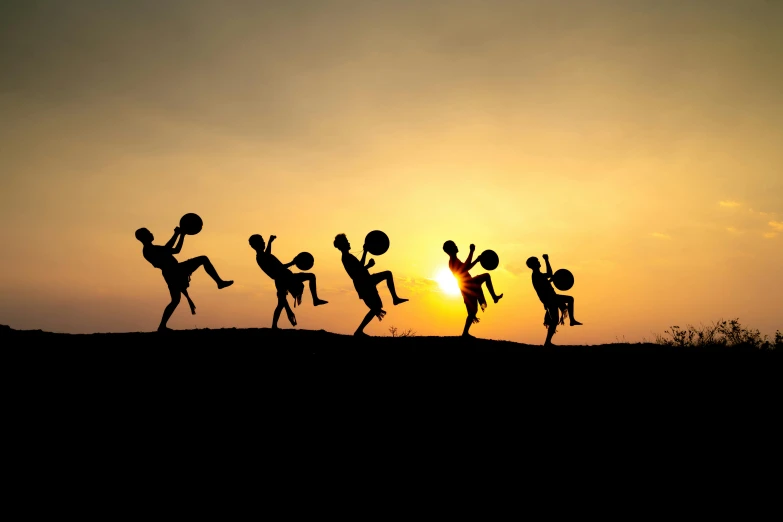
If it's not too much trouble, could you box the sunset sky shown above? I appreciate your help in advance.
[1,0,781,344]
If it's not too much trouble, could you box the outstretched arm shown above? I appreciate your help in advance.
[266,235,277,254]
[543,254,553,278]
[283,259,296,268]
[172,228,185,254]
[465,244,475,265]
[465,244,479,270]
[164,228,180,249]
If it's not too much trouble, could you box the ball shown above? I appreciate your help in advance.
[294,252,314,271]
[179,213,203,235]
[479,249,499,270]
[552,269,574,291]
[364,230,390,256]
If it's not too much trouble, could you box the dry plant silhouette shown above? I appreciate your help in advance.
[654,319,780,351]
[388,326,417,338]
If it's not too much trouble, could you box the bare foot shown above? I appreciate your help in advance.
[354,331,369,337]
[217,280,234,289]
[570,320,583,326]
[462,333,476,339]
[314,299,329,306]
[393,297,409,306]
[157,326,174,333]
[493,293,504,304]
[286,310,297,327]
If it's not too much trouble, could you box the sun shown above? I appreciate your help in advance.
[435,267,462,296]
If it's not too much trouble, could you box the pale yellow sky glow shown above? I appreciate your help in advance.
[1,1,781,343]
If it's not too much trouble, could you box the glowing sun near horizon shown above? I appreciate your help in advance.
[435,268,461,296]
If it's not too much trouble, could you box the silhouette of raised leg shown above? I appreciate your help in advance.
[563,296,581,325]
[474,273,503,303]
[158,289,181,331]
[372,271,408,305]
[191,256,233,289]
[297,273,328,306]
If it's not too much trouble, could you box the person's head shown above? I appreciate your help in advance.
[443,240,458,255]
[248,234,265,252]
[526,256,541,270]
[334,233,350,252]
[135,228,153,245]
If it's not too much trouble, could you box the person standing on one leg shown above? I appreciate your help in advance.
[443,241,503,338]
[334,233,408,337]
[527,254,581,346]
[249,234,328,329]
[135,225,233,332]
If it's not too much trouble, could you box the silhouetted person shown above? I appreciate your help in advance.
[443,241,503,338]
[334,233,408,336]
[527,254,581,346]
[249,234,328,329]
[135,226,233,332]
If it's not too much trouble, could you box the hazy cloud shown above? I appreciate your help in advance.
[719,201,741,208]
[650,232,671,240]
[398,277,440,294]
[503,263,528,276]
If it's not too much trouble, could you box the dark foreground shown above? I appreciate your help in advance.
[2,324,778,424]
[5,323,780,354]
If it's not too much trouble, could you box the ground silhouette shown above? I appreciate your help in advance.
[2,324,776,356]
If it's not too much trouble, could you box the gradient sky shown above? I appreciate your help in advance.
[1,0,781,344]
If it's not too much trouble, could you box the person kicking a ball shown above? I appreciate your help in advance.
[249,234,328,329]
[334,233,408,336]
[135,225,233,332]
[527,254,581,346]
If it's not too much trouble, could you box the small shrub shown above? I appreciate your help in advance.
[655,319,778,351]
[388,326,417,338]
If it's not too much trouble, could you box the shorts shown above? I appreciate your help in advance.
[275,274,305,301]
[162,258,201,292]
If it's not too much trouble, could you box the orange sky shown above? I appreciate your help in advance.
[1,0,781,343]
